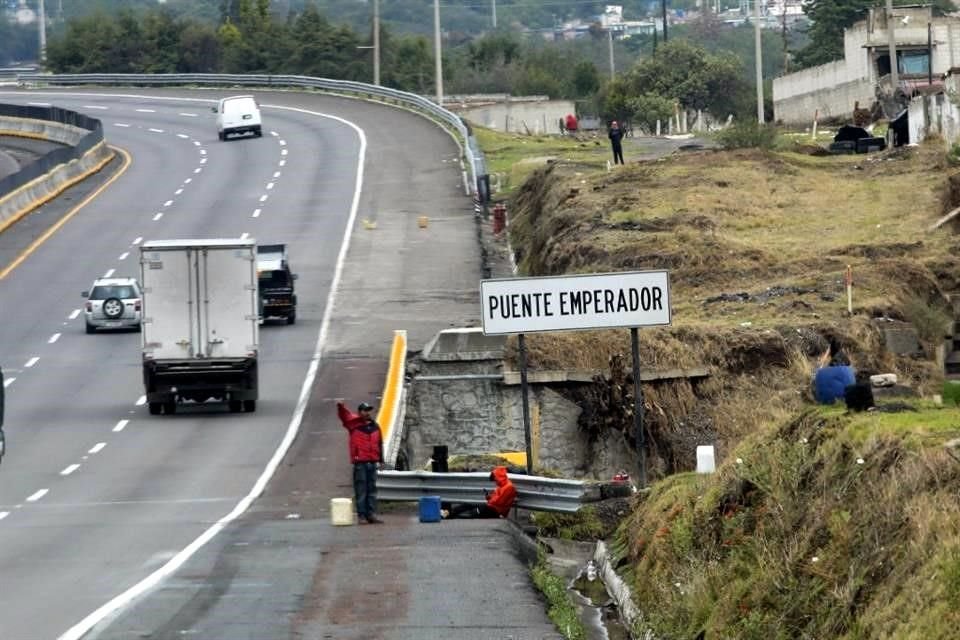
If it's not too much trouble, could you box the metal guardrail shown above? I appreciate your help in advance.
[377,470,589,513]
[15,73,483,197]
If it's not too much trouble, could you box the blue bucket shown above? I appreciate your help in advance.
[419,496,442,523]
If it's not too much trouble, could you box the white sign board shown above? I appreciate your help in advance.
[480,271,671,335]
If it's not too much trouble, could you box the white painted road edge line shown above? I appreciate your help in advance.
[56,105,368,640]
[60,464,81,476]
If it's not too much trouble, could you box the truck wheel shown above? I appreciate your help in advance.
[287,311,296,325]
[163,401,176,415]
[148,402,162,415]
[243,400,256,412]
[228,400,242,413]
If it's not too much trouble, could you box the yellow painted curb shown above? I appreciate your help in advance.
[0,144,132,280]
[0,129,52,141]
[377,330,407,445]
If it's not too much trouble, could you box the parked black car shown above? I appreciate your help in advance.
[257,244,298,324]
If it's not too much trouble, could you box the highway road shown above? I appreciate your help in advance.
[0,89,520,640]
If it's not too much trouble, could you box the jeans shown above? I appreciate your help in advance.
[353,462,378,518]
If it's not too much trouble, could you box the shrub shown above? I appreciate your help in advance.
[716,121,779,150]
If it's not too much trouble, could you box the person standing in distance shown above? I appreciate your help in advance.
[608,120,625,165]
[336,400,384,524]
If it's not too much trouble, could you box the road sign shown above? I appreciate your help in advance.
[480,270,671,335]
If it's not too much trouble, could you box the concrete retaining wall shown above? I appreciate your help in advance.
[774,76,874,125]
[448,98,576,135]
[0,115,89,145]
[908,92,960,146]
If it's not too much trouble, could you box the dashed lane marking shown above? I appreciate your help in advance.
[89,442,107,453]
[3,377,14,388]
[69,309,81,319]
[60,464,80,476]
[48,333,61,344]
[103,268,115,278]
[26,489,49,502]
[119,252,129,260]
[24,357,38,368]
[112,420,128,433]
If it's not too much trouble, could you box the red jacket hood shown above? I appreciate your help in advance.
[491,466,510,486]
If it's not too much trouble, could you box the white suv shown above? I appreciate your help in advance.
[82,277,142,333]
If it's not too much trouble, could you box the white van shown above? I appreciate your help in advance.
[213,95,262,140]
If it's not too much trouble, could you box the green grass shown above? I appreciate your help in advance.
[530,551,588,640]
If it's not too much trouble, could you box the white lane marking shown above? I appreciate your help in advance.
[103,268,115,278]
[90,442,107,453]
[152,213,163,221]
[48,333,61,344]
[136,108,155,113]
[114,123,131,128]
[148,128,164,133]
[163,200,173,207]
[193,140,201,146]
[57,104,368,640]
[239,232,249,241]
[199,149,206,155]
[252,209,261,218]
[279,160,286,167]
[174,189,183,195]
[199,158,207,164]
[194,168,202,174]
[28,101,51,106]
[179,112,197,117]
[0,512,8,521]
[266,182,274,190]
[273,171,281,178]
[184,178,192,185]
[112,420,128,433]
[3,377,14,388]
[270,131,279,137]
[69,309,81,319]
[60,464,81,476]
[133,237,143,245]
[281,149,288,156]
[259,195,268,203]
[119,252,129,261]
[26,489,49,502]
[177,133,189,139]
[278,140,286,146]
[135,395,146,406]
[24,357,39,368]
[82,105,108,110]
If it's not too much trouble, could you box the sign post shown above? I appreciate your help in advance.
[480,270,671,485]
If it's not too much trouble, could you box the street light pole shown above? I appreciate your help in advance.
[755,0,764,123]
[492,0,497,29]
[38,0,47,63]
[608,28,615,79]
[886,0,899,91]
[373,0,380,85]
[434,0,443,105]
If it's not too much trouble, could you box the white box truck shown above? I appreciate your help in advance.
[139,239,259,415]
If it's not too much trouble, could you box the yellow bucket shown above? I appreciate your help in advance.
[330,498,354,526]
[417,215,429,228]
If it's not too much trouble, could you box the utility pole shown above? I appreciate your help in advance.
[755,0,764,123]
[661,0,668,42]
[434,0,443,105]
[608,28,615,79]
[886,0,899,91]
[38,0,47,63]
[782,0,789,74]
[492,0,497,28]
[373,0,380,85]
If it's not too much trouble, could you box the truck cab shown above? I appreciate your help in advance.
[257,244,298,325]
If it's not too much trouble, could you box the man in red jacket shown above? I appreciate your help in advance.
[446,466,517,519]
[336,400,384,524]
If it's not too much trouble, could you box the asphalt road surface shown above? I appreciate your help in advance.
[0,88,557,640]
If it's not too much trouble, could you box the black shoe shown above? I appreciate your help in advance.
[366,515,383,524]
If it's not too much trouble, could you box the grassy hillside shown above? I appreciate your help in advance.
[479,128,960,637]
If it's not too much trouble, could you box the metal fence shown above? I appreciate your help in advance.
[0,103,104,200]
[377,470,590,513]
[16,73,485,198]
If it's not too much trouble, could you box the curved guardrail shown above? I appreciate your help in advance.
[16,73,486,198]
[376,470,594,513]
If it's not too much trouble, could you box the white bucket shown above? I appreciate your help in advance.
[330,498,354,526]
[696,445,716,474]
